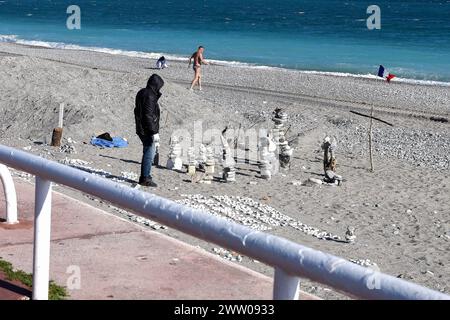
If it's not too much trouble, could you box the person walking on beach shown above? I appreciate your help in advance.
[134,74,164,187]
[188,46,209,90]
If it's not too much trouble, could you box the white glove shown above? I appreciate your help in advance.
[153,134,160,143]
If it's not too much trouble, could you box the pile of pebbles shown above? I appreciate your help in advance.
[59,157,90,167]
[59,157,111,178]
[120,171,139,181]
[338,125,450,170]
[177,194,272,231]
[350,258,379,271]
[212,247,243,262]
[108,205,167,230]
[59,158,138,183]
[59,144,76,154]
[176,194,345,242]
[10,169,32,181]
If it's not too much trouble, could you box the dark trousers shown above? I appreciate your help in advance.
[138,135,156,179]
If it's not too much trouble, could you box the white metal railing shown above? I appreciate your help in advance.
[0,144,448,300]
[0,163,18,224]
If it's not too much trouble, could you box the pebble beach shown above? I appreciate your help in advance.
[0,41,449,299]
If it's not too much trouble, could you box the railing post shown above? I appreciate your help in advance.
[32,177,52,300]
[273,267,301,300]
[0,164,18,224]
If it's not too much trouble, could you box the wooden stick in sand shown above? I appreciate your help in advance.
[369,106,374,172]
[51,103,64,147]
[350,108,393,173]
[234,124,242,149]
[350,110,393,127]
[58,103,64,128]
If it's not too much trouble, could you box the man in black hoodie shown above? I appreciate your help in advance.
[134,74,164,187]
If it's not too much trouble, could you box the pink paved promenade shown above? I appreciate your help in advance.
[0,179,317,300]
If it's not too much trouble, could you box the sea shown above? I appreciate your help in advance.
[0,0,449,84]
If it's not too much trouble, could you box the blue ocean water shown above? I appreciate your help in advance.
[0,0,449,82]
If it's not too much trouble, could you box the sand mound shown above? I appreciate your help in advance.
[0,56,241,144]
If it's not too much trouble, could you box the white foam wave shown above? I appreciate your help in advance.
[290,70,450,87]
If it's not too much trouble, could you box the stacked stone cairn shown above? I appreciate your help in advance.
[271,108,293,168]
[220,135,236,182]
[187,147,197,177]
[258,135,278,180]
[345,226,356,243]
[166,136,183,170]
[197,144,207,169]
[321,136,342,185]
[202,146,215,184]
[278,136,293,168]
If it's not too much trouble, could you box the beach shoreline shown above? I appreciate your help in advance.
[2,34,450,87]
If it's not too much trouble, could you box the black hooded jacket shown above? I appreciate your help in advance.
[134,74,164,137]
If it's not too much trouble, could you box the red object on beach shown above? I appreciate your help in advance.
[386,73,396,82]
[378,65,396,83]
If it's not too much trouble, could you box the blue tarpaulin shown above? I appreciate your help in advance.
[90,136,128,148]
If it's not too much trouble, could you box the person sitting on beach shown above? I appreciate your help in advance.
[188,46,209,91]
[156,56,168,69]
[134,74,164,187]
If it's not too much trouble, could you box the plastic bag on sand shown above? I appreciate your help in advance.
[90,136,128,148]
